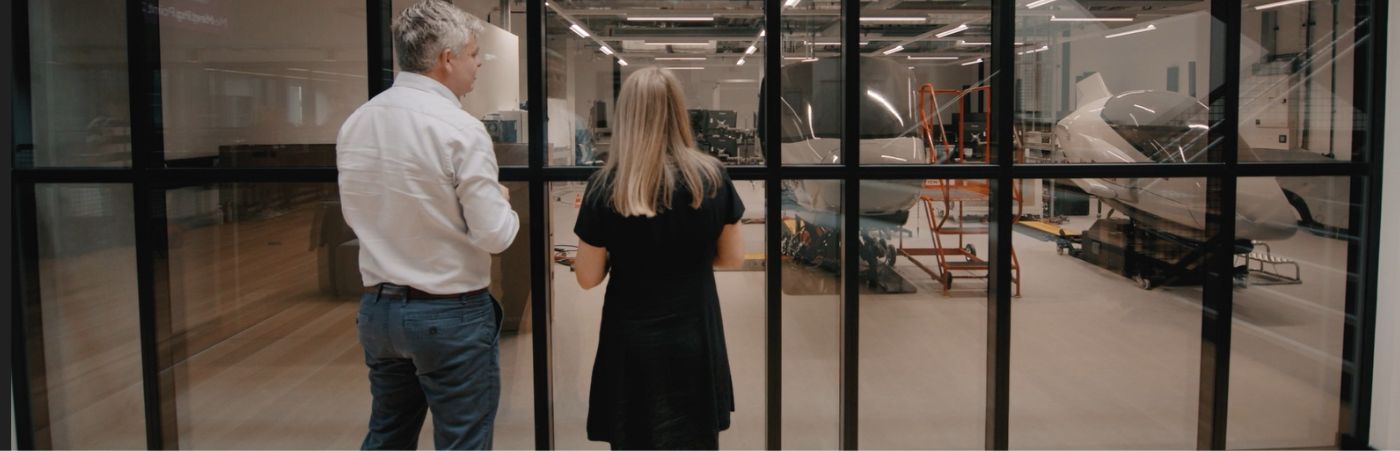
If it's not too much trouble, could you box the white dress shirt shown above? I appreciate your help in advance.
[336,72,519,294]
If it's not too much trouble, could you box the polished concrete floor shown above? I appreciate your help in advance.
[31,181,1348,449]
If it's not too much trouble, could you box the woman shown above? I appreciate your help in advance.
[573,66,747,450]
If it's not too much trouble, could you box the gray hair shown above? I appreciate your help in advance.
[392,0,485,73]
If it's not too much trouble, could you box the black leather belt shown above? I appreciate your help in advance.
[368,283,489,300]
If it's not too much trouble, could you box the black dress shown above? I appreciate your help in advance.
[574,170,744,449]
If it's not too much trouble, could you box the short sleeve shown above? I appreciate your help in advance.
[721,172,745,225]
[573,180,610,247]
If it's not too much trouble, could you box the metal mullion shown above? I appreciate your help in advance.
[1197,0,1241,447]
[763,0,782,448]
[839,0,860,448]
[368,0,392,97]
[12,182,48,450]
[125,0,176,448]
[526,0,552,448]
[1338,0,1386,446]
[987,0,1014,449]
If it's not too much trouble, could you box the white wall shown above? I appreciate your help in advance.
[1371,1,1400,447]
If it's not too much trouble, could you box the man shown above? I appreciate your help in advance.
[336,1,518,449]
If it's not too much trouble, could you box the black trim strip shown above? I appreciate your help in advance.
[988,0,1014,448]
[526,0,552,448]
[368,0,393,97]
[763,0,782,448]
[840,0,860,448]
[12,183,46,450]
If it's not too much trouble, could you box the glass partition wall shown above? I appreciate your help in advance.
[11,0,1388,449]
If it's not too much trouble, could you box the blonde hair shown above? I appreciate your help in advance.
[599,67,723,217]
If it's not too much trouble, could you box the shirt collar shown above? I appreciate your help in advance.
[393,72,461,107]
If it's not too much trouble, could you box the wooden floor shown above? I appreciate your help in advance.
[30,182,1348,449]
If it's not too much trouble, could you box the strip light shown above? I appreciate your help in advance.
[736,58,746,66]
[861,17,926,23]
[1255,0,1310,9]
[959,40,1025,46]
[1051,15,1134,22]
[784,0,801,6]
[645,42,712,46]
[1105,24,1157,39]
[935,23,970,38]
[617,59,628,66]
[961,58,984,66]
[1018,45,1050,55]
[1026,0,1057,8]
[655,57,706,61]
[907,56,959,60]
[882,45,905,55]
[746,45,757,54]
[599,46,614,55]
[626,16,714,22]
[568,24,589,37]
[808,41,871,45]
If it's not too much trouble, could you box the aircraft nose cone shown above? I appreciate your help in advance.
[1236,178,1299,241]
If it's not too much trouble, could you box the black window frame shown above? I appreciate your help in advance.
[6,0,1387,449]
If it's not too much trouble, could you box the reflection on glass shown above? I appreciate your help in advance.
[549,181,767,449]
[30,184,144,448]
[25,0,131,167]
[158,0,368,166]
[779,180,841,448]
[1016,1,1213,164]
[1240,0,1366,162]
[546,1,765,166]
[779,1,841,166]
[390,0,530,167]
[858,2,992,165]
[858,179,987,449]
[1227,176,1354,448]
[163,183,532,448]
[1011,178,1211,449]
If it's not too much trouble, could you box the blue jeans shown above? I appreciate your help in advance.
[357,289,502,450]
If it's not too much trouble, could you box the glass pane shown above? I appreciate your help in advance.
[1239,0,1368,162]
[859,2,993,166]
[1227,176,1356,448]
[158,0,367,166]
[24,0,131,167]
[550,179,767,449]
[858,178,988,449]
[1011,178,1211,448]
[1016,1,1214,164]
[390,0,530,167]
[780,1,841,166]
[545,1,765,166]
[163,183,533,448]
[28,184,144,448]
[779,179,842,448]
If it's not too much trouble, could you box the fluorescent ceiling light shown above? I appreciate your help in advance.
[1105,24,1156,39]
[935,24,969,38]
[666,66,705,70]
[809,41,870,46]
[1255,0,1310,9]
[961,58,984,66]
[803,57,819,62]
[784,0,801,6]
[746,45,757,54]
[1018,45,1050,55]
[736,58,746,66]
[907,56,959,60]
[882,45,905,55]
[760,30,766,37]
[861,17,926,23]
[626,16,714,22]
[599,46,614,55]
[287,67,309,72]
[644,42,711,46]
[569,24,589,37]
[1026,0,1057,8]
[654,57,706,61]
[617,58,628,66]
[959,40,1025,46]
[1051,15,1134,22]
